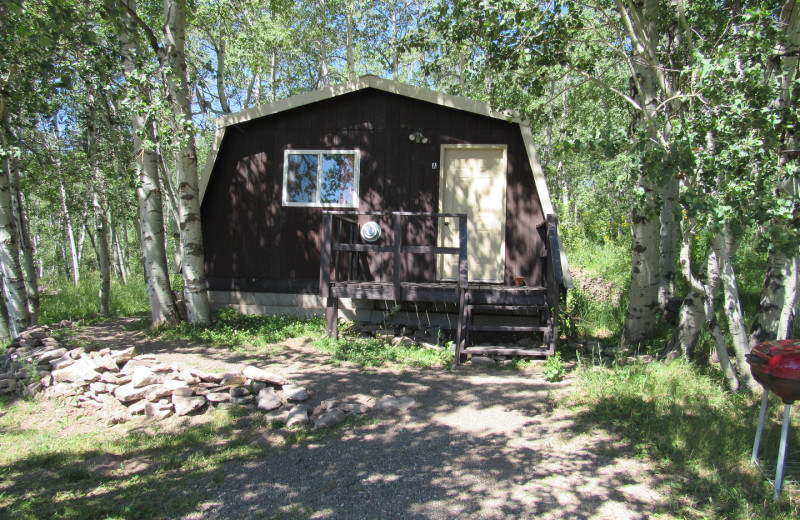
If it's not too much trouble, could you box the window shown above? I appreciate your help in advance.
[282,150,359,207]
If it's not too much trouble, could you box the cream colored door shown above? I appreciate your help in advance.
[438,145,507,282]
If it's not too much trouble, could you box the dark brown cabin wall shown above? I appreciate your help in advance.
[201,88,546,292]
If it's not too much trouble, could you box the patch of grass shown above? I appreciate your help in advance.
[155,307,326,352]
[39,273,149,325]
[568,358,800,518]
[0,397,295,519]
[314,335,454,368]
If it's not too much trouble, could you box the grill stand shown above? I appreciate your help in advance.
[751,388,794,501]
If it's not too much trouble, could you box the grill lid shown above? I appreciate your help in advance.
[748,340,800,380]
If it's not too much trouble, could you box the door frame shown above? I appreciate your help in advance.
[437,144,508,282]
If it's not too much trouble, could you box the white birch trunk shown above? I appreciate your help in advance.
[713,228,759,393]
[88,91,112,316]
[58,180,80,286]
[120,0,177,326]
[658,175,679,309]
[8,146,38,324]
[621,188,662,346]
[216,39,231,113]
[667,244,721,358]
[345,6,355,81]
[0,146,29,337]
[111,213,128,284]
[751,0,800,344]
[163,0,210,324]
[0,285,10,342]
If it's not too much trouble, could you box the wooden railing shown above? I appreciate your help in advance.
[320,211,468,300]
[544,214,564,353]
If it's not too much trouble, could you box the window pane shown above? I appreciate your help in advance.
[320,153,355,204]
[286,154,318,203]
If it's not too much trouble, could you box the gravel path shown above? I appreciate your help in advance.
[71,319,667,519]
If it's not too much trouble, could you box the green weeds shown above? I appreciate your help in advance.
[569,358,800,518]
[39,273,149,324]
[314,335,454,368]
[155,307,326,352]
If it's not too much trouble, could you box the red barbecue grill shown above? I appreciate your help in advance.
[746,339,800,500]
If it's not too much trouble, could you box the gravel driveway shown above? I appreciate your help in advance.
[72,320,667,519]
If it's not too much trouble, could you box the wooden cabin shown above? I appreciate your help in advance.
[200,76,571,362]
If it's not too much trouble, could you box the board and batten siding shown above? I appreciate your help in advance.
[201,88,546,292]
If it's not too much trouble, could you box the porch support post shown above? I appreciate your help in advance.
[320,212,332,298]
[393,213,402,300]
[326,297,339,339]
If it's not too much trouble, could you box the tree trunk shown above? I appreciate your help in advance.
[120,0,178,326]
[0,140,30,337]
[57,167,80,285]
[162,0,210,324]
[345,6,355,81]
[751,0,800,344]
[658,175,679,310]
[88,90,112,316]
[667,245,721,359]
[7,141,38,324]
[216,39,231,113]
[0,284,11,342]
[713,227,759,393]
[621,190,661,346]
[111,213,128,284]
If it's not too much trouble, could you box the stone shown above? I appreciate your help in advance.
[145,401,174,418]
[90,382,108,394]
[229,395,255,405]
[114,383,161,403]
[192,369,223,383]
[128,400,148,415]
[178,370,201,385]
[221,374,247,387]
[339,402,371,414]
[100,372,120,384]
[172,395,206,416]
[172,387,195,397]
[52,359,100,383]
[110,347,136,365]
[518,337,536,347]
[375,329,395,340]
[242,366,287,385]
[470,356,497,366]
[150,363,172,373]
[249,381,267,394]
[320,399,339,410]
[147,386,174,401]
[392,336,415,346]
[265,409,290,423]
[92,354,119,373]
[131,366,160,388]
[205,392,230,403]
[256,387,282,411]
[120,359,157,375]
[376,395,416,414]
[49,355,75,371]
[282,384,309,401]
[313,408,346,429]
[163,379,189,390]
[286,405,310,427]
[36,348,66,365]
[229,386,248,397]
[116,374,132,385]
[66,347,85,359]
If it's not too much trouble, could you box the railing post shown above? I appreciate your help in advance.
[458,215,468,288]
[393,213,402,300]
[320,212,332,298]
[545,214,561,355]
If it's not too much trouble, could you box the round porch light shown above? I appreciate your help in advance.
[360,221,382,242]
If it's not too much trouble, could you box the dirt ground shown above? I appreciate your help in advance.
[36,319,669,519]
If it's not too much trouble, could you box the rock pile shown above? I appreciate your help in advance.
[1,324,416,430]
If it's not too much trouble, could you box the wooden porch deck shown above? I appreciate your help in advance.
[320,211,564,365]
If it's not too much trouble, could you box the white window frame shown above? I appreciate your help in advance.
[282,149,360,208]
